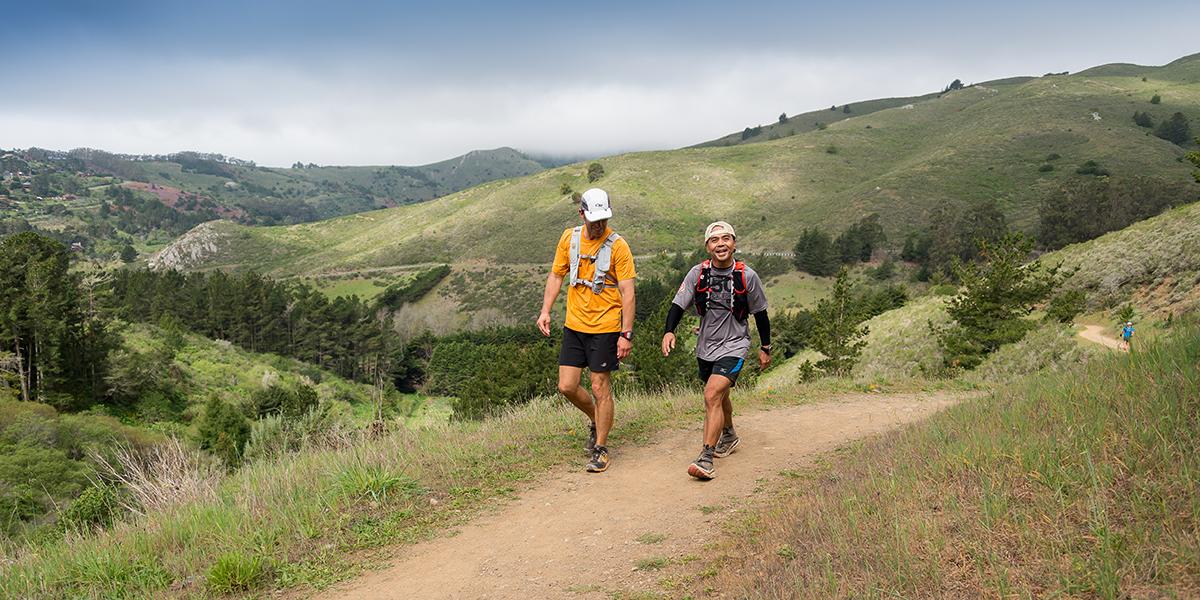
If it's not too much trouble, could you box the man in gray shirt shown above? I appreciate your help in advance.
[661,221,771,480]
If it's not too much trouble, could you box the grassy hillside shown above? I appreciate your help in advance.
[1045,201,1200,314]
[683,322,1199,598]
[153,54,1200,277]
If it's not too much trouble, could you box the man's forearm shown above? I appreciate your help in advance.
[541,273,564,314]
[618,280,636,332]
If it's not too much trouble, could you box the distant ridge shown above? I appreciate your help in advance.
[154,52,1200,276]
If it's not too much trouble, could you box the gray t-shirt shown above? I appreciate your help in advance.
[671,262,768,361]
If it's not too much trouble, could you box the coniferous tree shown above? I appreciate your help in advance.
[809,269,868,376]
[792,228,837,276]
[936,234,1067,369]
[1154,112,1191,145]
[0,232,113,409]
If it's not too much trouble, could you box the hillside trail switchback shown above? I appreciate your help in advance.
[315,392,967,600]
[1079,324,1125,351]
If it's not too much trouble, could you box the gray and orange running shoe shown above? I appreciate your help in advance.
[713,426,740,458]
[688,445,716,480]
[586,445,610,473]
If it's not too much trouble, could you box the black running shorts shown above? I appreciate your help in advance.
[559,327,621,372]
[697,355,745,386]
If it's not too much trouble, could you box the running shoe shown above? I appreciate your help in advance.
[585,422,597,453]
[713,426,740,458]
[586,445,610,473]
[688,445,716,480]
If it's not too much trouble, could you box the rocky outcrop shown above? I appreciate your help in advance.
[149,221,227,271]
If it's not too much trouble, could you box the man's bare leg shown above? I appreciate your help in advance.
[589,371,614,447]
[721,387,733,431]
[703,376,734,447]
[557,366,595,422]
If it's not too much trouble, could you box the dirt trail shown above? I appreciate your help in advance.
[1079,324,1124,350]
[317,392,966,600]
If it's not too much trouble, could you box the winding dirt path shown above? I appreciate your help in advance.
[316,392,968,600]
[1079,324,1124,351]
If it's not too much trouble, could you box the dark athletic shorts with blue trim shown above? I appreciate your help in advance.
[559,327,621,373]
[697,356,745,386]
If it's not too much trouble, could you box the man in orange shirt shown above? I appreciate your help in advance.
[537,188,636,473]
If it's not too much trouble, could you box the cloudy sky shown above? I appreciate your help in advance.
[2,1,1197,166]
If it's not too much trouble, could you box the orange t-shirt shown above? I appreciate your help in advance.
[551,226,636,333]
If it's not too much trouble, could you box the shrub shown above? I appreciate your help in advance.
[1044,289,1086,323]
[282,382,318,419]
[868,258,896,281]
[59,484,120,531]
[1150,94,1161,104]
[1038,163,1054,172]
[586,162,605,182]
[0,445,89,530]
[1045,153,1061,161]
[1132,111,1154,128]
[196,397,250,468]
[1075,160,1110,176]
[249,385,292,418]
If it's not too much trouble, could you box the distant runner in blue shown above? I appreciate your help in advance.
[1120,321,1134,352]
[661,221,771,481]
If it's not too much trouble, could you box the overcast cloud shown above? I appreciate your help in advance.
[2,1,1197,166]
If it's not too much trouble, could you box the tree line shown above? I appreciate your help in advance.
[106,268,396,384]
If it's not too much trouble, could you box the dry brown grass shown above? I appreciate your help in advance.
[91,438,222,518]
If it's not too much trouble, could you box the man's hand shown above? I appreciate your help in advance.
[617,337,632,360]
[536,312,552,337]
[758,348,772,370]
[661,332,676,357]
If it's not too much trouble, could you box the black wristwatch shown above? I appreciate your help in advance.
[620,330,633,341]
[760,344,772,355]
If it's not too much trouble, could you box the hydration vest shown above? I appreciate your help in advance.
[694,259,749,321]
[568,226,622,294]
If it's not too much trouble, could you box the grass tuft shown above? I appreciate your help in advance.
[206,551,267,594]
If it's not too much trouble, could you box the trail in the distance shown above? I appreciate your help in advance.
[1079,324,1124,351]
[316,392,967,600]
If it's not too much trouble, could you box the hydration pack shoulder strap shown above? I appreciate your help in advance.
[569,228,621,294]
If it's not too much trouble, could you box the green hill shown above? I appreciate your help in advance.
[67,146,547,224]
[1046,201,1200,313]
[153,54,1200,277]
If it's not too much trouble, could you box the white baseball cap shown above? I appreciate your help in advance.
[704,221,736,243]
[580,188,613,222]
